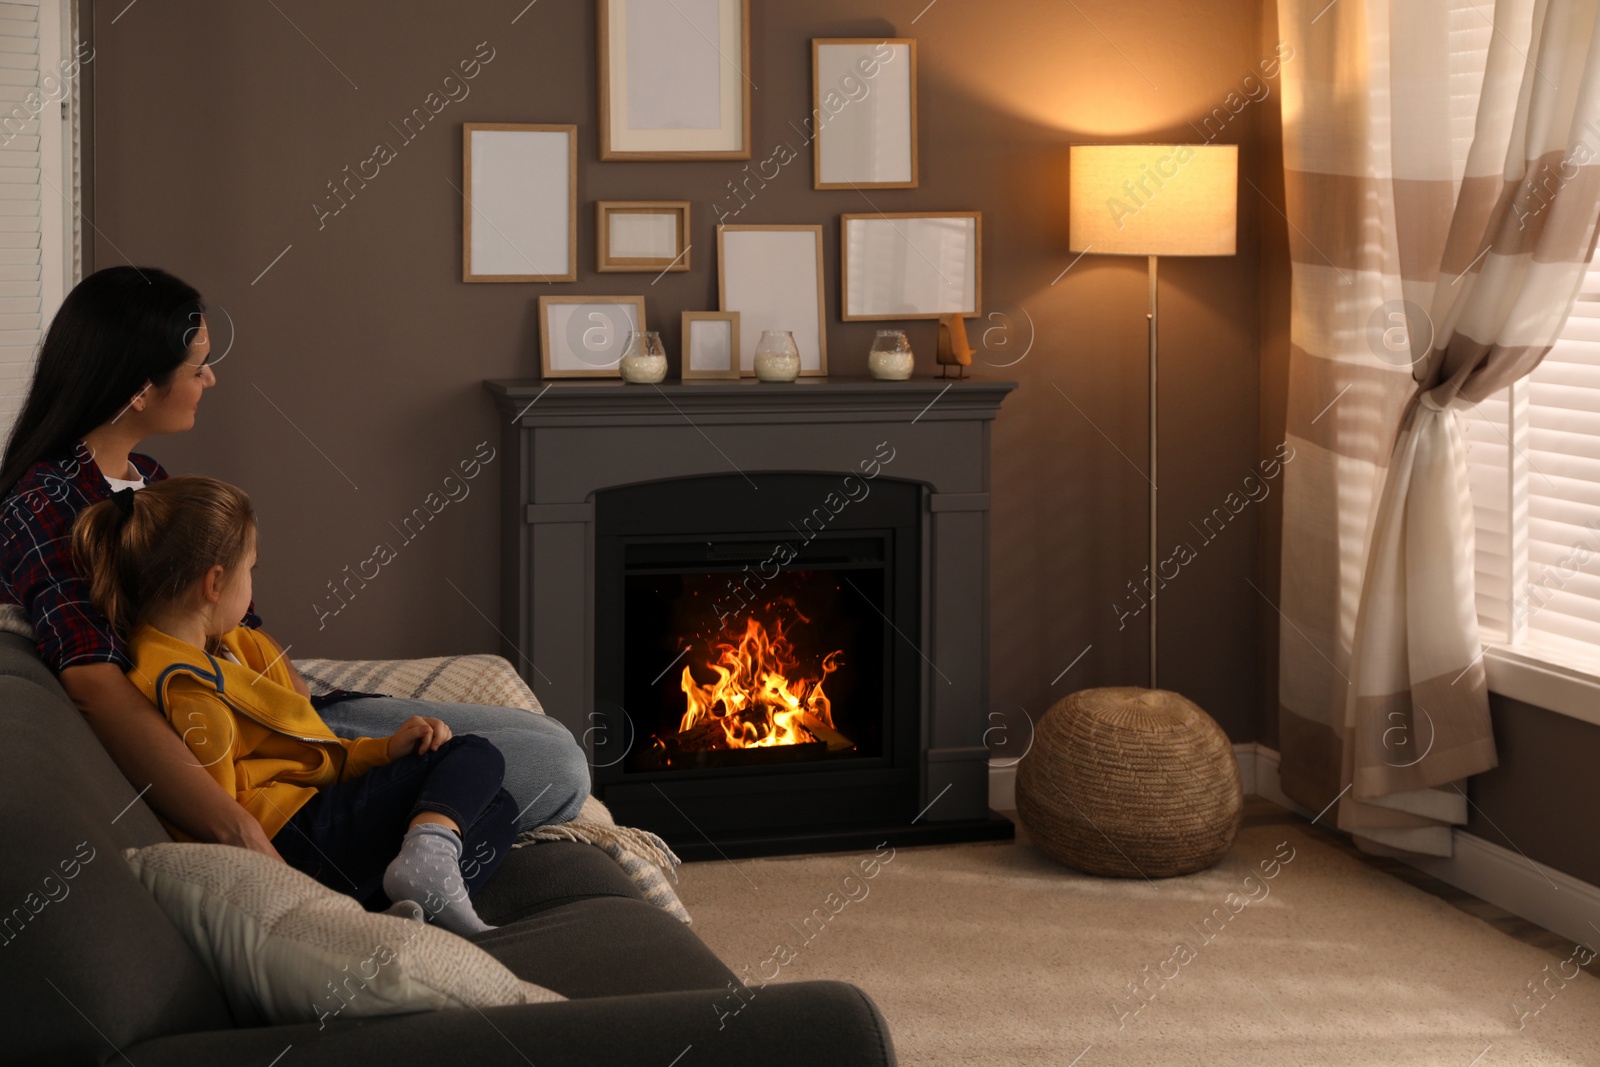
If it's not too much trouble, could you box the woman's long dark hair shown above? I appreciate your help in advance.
[0,265,204,498]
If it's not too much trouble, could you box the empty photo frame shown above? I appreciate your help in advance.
[841,212,982,321]
[538,295,646,378]
[717,225,828,377]
[597,201,691,273]
[463,124,577,283]
[681,311,741,380]
[813,39,918,189]
[599,0,751,161]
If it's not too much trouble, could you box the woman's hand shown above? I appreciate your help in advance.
[386,715,452,760]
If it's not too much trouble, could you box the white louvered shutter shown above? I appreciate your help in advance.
[0,0,74,439]
[1469,262,1600,673]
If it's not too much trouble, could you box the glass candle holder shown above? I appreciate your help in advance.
[753,330,801,382]
[867,330,914,381]
[620,330,668,384]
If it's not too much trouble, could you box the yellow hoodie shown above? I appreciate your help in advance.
[125,623,394,841]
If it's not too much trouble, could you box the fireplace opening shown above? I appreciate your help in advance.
[623,544,888,774]
[592,471,930,856]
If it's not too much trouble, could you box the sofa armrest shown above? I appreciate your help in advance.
[125,981,896,1067]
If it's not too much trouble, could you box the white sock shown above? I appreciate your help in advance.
[381,823,496,936]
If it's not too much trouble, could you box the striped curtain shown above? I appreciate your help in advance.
[1276,0,1600,855]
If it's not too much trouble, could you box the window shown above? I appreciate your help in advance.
[1467,258,1600,677]
[0,0,83,440]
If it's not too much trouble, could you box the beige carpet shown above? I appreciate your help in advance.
[673,815,1600,1065]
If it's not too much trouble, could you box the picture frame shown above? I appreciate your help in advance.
[680,311,741,380]
[596,201,691,273]
[462,123,578,283]
[538,295,646,379]
[598,0,751,161]
[812,39,918,189]
[840,212,982,321]
[717,225,828,378]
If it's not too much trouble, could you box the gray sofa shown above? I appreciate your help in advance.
[0,633,897,1066]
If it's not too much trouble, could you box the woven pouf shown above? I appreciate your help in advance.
[1016,687,1242,878]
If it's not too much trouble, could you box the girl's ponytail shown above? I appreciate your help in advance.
[72,489,142,638]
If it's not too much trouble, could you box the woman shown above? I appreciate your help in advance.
[0,265,589,862]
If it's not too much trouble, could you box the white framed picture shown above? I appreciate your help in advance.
[597,201,691,273]
[717,225,828,377]
[462,123,577,283]
[598,0,751,161]
[813,39,918,189]
[840,212,982,321]
[681,311,741,380]
[538,296,645,378]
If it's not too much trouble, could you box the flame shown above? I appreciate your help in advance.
[676,614,842,749]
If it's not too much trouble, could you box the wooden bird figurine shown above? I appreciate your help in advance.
[937,313,975,379]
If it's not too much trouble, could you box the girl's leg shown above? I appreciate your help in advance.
[271,735,515,934]
[381,734,514,935]
[457,787,519,896]
[272,754,438,905]
[317,697,592,831]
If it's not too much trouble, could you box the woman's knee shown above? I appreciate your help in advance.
[547,724,590,785]
[521,723,590,824]
[551,742,592,821]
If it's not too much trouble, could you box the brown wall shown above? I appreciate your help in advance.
[1474,696,1600,887]
[91,1,1279,740]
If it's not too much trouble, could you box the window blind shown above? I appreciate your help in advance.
[1469,262,1600,673]
[0,0,70,440]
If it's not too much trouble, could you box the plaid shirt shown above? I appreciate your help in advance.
[0,441,261,673]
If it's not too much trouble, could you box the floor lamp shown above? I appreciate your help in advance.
[1067,144,1238,690]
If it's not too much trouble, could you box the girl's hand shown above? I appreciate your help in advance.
[386,715,452,760]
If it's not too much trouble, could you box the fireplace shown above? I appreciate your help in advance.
[486,376,1018,859]
[591,472,923,853]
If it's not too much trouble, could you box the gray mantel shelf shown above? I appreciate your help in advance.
[486,375,1018,423]
[484,374,1019,844]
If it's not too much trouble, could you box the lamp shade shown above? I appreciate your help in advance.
[1069,144,1238,256]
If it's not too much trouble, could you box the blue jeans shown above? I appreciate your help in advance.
[316,696,591,831]
[273,734,517,910]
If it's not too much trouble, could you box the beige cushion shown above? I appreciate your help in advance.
[124,842,565,1027]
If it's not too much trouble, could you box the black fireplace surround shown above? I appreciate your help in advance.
[593,470,924,855]
[486,377,1018,860]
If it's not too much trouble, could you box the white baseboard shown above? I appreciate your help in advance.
[1405,828,1600,948]
[991,743,1600,946]
[989,760,1015,811]
[1243,743,1312,817]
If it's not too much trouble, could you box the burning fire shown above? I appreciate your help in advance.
[677,614,843,750]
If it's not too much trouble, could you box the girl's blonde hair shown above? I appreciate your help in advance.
[72,475,255,641]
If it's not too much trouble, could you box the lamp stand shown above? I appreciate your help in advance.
[1147,254,1159,691]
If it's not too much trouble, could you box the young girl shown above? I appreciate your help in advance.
[72,475,514,936]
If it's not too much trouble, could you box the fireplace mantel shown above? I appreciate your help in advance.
[485,375,1018,845]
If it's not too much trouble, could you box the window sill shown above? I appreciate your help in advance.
[1483,646,1600,728]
